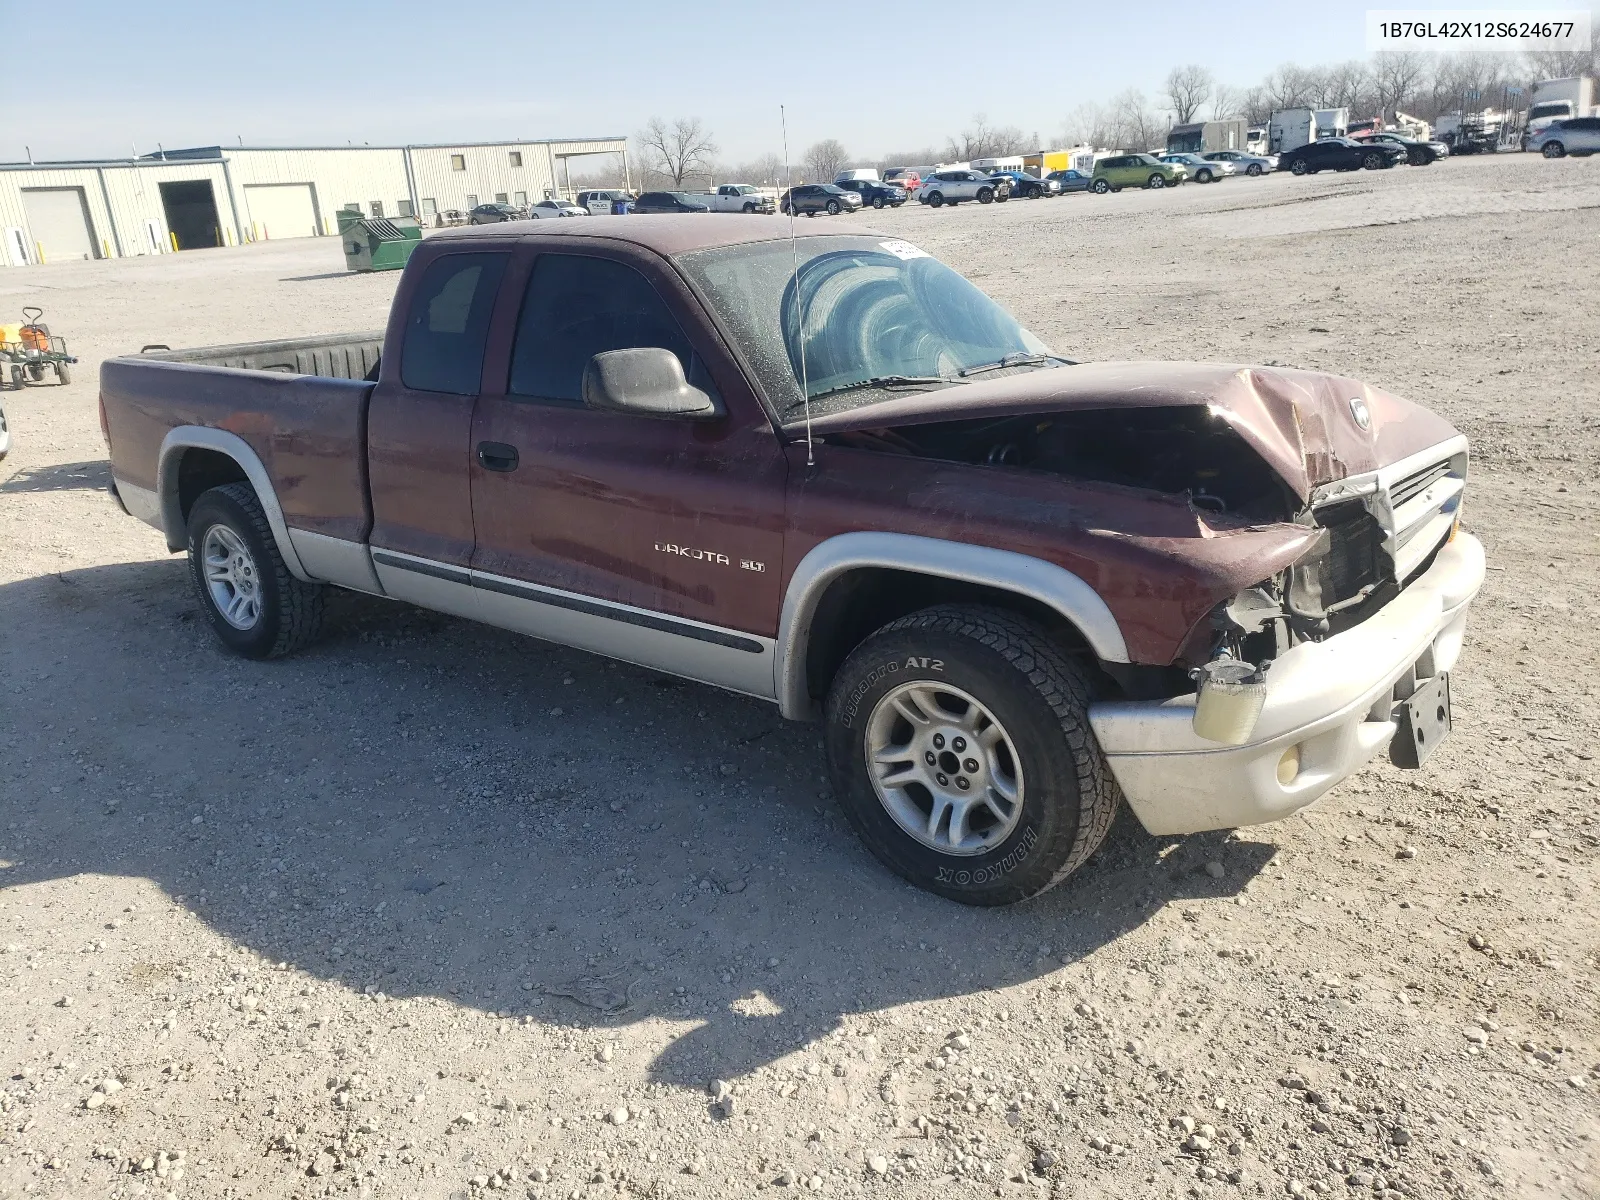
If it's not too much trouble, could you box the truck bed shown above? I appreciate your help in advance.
[138,331,383,380]
[102,332,382,548]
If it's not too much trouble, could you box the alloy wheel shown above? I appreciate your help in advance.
[201,523,262,630]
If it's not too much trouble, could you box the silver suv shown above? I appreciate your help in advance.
[1531,117,1600,158]
[918,170,1011,208]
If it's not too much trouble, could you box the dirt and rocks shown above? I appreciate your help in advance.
[0,153,1596,1200]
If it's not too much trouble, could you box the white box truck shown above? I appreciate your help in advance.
[1268,109,1316,154]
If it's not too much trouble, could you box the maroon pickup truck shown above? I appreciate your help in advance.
[100,216,1484,905]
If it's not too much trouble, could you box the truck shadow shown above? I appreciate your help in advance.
[0,459,111,493]
[0,558,1275,1091]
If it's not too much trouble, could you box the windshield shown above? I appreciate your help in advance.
[675,235,1055,420]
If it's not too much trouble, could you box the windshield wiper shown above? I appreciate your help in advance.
[957,352,1069,378]
[799,375,952,405]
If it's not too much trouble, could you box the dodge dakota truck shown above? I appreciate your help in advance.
[100,216,1484,905]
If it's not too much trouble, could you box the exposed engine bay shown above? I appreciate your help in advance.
[827,405,1297,522]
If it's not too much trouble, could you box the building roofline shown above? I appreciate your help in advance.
[0,136,628,170]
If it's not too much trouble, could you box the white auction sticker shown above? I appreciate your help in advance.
[878,240,930,260]
[1367,9,1590,50]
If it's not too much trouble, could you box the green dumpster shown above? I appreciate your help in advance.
[340,213,423,272]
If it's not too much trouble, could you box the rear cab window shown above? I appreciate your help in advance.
[400,252,510,395]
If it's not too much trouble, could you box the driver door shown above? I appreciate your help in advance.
[467,241,788,697]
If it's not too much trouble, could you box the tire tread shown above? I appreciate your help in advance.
[197,482,325,658]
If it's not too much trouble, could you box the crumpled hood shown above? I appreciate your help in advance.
[793,361,1462,502]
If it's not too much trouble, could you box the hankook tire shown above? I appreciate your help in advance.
[186,482,326,660]
[824,605,1120,906]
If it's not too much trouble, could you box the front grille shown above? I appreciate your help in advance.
[1390,460,1452,508]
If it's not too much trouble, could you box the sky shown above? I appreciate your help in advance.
[1,0,1575,165]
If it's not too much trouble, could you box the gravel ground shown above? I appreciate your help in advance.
[1,153,1596,1200]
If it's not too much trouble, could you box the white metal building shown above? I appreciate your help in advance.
[0,137,628,267]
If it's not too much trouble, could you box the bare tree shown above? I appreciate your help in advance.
[946,114,1030,160]
[1210,85,1246,120]
[1111,89,1163,150]
[1239,85,1273,124]
[1372,51,1430,118]
[731,153,785,187]
[801,139,849,181]
[636,117,718,187]
[1164,65,1214,124]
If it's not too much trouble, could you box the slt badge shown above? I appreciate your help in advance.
[1348,396,1372,431]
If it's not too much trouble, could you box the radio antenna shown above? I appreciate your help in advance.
[780,104,814,467]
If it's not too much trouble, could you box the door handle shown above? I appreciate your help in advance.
[476,441,519,472]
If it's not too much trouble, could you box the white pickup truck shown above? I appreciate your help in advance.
[697,184,776,214]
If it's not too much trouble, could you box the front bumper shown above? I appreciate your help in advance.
[1088,532,1485,835]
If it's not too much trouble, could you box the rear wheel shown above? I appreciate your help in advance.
[186,482,326,660]
[0,397,9,460]
[825,606,1119,906]
[1543,141,1566,158]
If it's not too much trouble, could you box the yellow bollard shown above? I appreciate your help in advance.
[35,241,46,264]
[169,231,178,252]
[103,238,112,258]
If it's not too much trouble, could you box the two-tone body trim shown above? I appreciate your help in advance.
[155,426,311,579]
[371,547,777,700]
[776,531,1130,721]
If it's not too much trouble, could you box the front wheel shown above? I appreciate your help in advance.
[1091,178,1110,193]
[0,397,9,460]
[1196,169,1213,183]
[826,199,841,215]
[186,482,326,660]
[1363,152,1385,170]
[825,606,1119,906]
[742,202,756,213]
[1148,173,1166,188]
[1543,141,1566,158]
[1290,159,1309,175]
[54,360,72,385]
[872,196,885,209]
[977,187,994,204]
[1246,162,1263,176]
[1027,185,1041,199]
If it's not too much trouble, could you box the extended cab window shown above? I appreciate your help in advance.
[400,252,509,395]
[508,254,696,405]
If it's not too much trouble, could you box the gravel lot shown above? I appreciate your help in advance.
[1,153,1597,1200]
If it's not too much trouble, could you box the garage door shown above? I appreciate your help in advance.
[245,183,320,239]
[21,188,95,262]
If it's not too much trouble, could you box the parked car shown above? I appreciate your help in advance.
[699,184,776,214]
[834,178,908,209]
[100,218,1485,906]
[779,184,863,216]
[528,199,588,218]
[1352,131,1450,165]
[1045,168,1093,193]
[1279,138,1406,175]
[1089,154,1186,193]
[881,168,922,193]
[987,170,1059,198]
[633,191,711,214]
[1200,149,1277,176]
[576,189,634,215]
[467,202,523,224]
[1159,153,1235,182]
[1527,117,1600,158]
[918,169,1012,207]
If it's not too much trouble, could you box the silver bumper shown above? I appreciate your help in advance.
[1088,532,1486,836]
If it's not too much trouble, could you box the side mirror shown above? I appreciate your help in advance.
[582,348,720,420]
